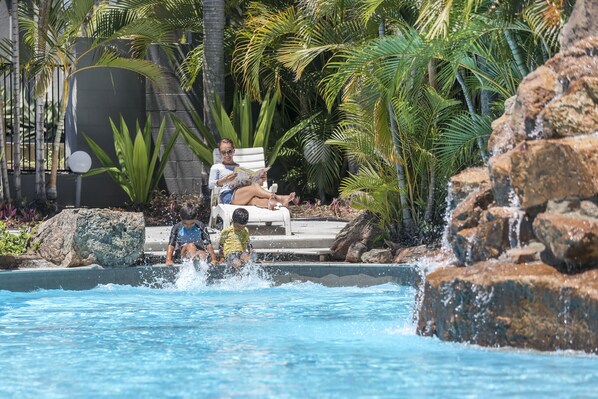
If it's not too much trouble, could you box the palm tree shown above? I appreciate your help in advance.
[21,0,166,201]
[0,94,9,200]
[202,0,226,139]
[11,0,21,201]
[0,45,12,200]
[233,0,372,200]
[33,0,52,201]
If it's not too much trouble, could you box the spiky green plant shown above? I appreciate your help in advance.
[83,115,179,206]
[174,91,318,167]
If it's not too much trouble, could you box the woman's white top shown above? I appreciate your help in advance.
[208,163,237,192]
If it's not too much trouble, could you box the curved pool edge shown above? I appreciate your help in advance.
[0,263,421,292]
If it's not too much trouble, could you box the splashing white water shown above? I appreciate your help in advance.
[210,262,273,291]
[441,181,455,253]
[507,187,525,249]
[174,259,211,290]
[171,259,273,291]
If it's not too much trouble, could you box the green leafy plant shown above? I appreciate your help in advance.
[173,91,318,166]
[83,115,180,206]
[0,221,36,256]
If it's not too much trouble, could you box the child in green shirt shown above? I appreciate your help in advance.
[218,208,252,270]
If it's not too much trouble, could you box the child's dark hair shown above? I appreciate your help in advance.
[179,203,199,220]
[232,208,249,225]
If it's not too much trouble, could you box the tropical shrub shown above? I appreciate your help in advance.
[0,221,37,256]
[83,115,179,206]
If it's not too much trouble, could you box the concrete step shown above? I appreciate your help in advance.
[144,235,336,252]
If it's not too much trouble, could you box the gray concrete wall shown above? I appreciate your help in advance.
[0,1,9,42]
[7,173,129,208]
[7,38,145,208]
[5,39,209,207]
[146,45,208,197]
[62,39,146,207]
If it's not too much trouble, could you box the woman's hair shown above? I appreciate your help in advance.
[179,203,199,220]
[232,208,249,225]
[218,138,235,149]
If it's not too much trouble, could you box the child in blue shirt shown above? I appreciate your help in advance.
[165,204,217,266]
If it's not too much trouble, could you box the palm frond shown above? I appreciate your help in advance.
[436,111,490,172]
[72,48,164,86]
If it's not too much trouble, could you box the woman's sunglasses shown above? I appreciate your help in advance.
[220,149,235,156]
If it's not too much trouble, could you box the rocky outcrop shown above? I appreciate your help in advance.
[361,248,393,264]
[447,167,490,209]
[489,136,598,209]
[394,245,429,264]
[559,0,598,48]
[417,261,598,353]
[330,211,383,262]
[32,209,145,268]
[418,0,598,353]
[534,199,598,272]
[543,77,598,137]
[487,36,598,156]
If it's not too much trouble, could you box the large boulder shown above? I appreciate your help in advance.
[330,211,383,261]
[509,65,560,142]
[450,204,530,265]
[448,187,523,265]
[487,37,598,150]
[32,209,145,268]
[542,76,598,137]
[361,248,393,264]
[533,199,598,272]
[447,167,490,210]
[559,0,598,48]
[489,136,598,209]
[487,96,517,156]
[416,261,598,353]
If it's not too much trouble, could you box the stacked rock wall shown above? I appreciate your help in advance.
[418,0,598,353]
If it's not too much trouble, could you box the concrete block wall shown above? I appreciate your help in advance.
[146,45,208,198]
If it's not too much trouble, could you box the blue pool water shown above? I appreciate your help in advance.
[1,264,597,398]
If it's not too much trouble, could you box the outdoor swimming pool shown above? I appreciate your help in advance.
[1,263,597,398]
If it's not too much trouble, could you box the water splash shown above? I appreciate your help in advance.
[528,114,547,140]
[441,181,454,253]
[507,188,525,249]
[174,259,211,290]
[169,259,273,291]
[210,262,273,291]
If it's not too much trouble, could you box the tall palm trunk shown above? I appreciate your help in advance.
[424,59,438,223]
[456,69,488,163]
[0,97,10,199]
[423,159,436,223]
[379,21,414,233]
[46,75,68,200]
[34,0,50,201]
[11,0,21,201]
[504,30,528,78]
[202,0,225,141]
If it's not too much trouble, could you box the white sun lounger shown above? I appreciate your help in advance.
[209,147,292,235]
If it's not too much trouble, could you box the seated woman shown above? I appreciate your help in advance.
[208,139,297,210]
